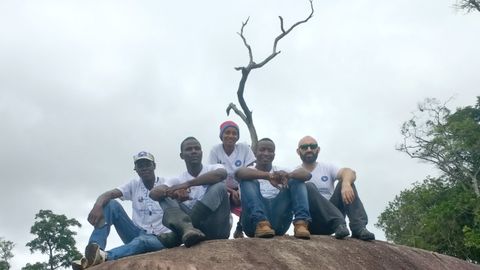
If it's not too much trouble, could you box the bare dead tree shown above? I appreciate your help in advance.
[226,0,314,150]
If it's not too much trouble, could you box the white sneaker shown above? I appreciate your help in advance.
[71,257,88,270]
[85,243,106,266]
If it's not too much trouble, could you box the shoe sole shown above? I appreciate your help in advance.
[183,230,206,248]
[335,230,350,239]
[255,231,275,238]
[71,258,87,270]
[85,243,99,266]
[353,235,375,241]
[294,233,311,239]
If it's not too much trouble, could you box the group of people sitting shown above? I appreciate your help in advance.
[72,121,375,269]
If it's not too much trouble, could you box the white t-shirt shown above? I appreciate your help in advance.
[307,162,340,200]
[166,164,224,209]
[208,143,255,189]
[248,165,289,199]
[117,177,171,235]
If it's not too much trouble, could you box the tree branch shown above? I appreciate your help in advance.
[228,0,314,150]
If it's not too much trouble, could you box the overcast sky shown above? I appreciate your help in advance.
[1,0,479,268]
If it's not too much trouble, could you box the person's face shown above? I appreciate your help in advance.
[297,137,319,164]
[180,139,203,165]
[255,140,275,166]
[134,159,156,180]
[222,127,239,147]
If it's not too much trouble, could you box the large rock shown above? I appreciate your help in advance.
[90,235,480,270]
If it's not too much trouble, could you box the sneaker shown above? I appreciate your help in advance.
[233,228,245,239]
[293,220,311,239]
[334,224,350,239]
[71,257,88,270]
[85,243,106,266]
[254,220,275,238]
[352,228,375,241]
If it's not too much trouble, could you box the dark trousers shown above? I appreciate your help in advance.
[307,181,368,234]
[161,182,231,240]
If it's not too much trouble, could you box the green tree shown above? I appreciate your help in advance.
[377,177,480,261]
[21,262,48,270]
[26,210,82,270]
[377,97,480,262]
[397,97,480,197]
[0,237,14,270]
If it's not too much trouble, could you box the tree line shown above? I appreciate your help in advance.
[1,210,82,270]
[376,97,480,263]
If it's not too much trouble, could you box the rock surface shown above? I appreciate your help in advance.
[89,235,480,270]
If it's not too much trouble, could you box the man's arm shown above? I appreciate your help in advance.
[167,168,228,192]
[149,184,171,201]
[189,168,227,186]
[235,167,270,181]
[87,189,122,227]
[288,167,312,181]
[336,167,357,204]
[236,167,288,189]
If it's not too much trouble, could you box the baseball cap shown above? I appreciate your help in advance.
[133,151,155,163]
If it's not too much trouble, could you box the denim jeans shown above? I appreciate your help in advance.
[88,200,165,260]
[240,179,311,237]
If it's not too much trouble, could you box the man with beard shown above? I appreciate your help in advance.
[149,137,231,246]
[72,151,173,269]
[236,138,312,239]
[297,136,375,241]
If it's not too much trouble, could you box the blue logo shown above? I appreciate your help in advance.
[321,176,329,182]
[235,160,242,167]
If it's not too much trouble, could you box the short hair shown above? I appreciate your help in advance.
[180,136,199,152]
[255,137,275,152]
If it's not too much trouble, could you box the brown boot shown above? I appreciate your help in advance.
[293,220,311,239]
[254,220,275,238]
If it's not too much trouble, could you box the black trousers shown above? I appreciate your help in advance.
[306,181,368,234]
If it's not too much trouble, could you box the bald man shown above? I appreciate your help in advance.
[296,136,375,241]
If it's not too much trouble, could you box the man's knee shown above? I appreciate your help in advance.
[104,200,122,213]
[305,181,317,191]
[207,182,227,195]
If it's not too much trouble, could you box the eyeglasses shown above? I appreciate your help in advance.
[299,144,318,150]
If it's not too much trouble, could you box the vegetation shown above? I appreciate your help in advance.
[0,237,14,270]
[25,210,82,270]
[377,97,480,263]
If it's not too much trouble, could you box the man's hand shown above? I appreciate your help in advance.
[169,188,191,202]
[341,183,355,204]
[87,205,105,228]
[228,188,241,206]
[149,186,169,201]
[269,171,289,189]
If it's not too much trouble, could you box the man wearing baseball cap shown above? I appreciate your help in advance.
[73,151,199,269]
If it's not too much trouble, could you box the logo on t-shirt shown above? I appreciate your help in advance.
[321,176,329,182]
[235,160,242,167]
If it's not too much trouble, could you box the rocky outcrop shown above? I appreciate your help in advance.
[90,235,480,270]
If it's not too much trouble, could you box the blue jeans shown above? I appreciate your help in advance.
[240,179,311,237]
[88,200,165,260]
